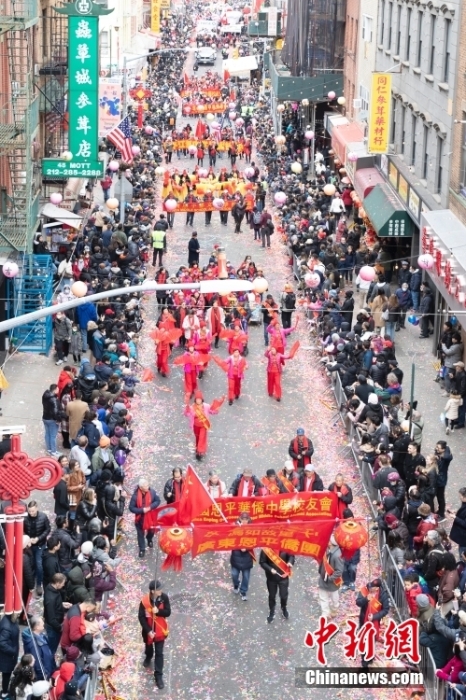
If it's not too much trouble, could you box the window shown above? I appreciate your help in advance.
[429,15,436,75]
[396,5,402,55]
[359,84,369,112]
[422,125,429,179]
[411,114,417,166]
[436,136,443,194]
[387,2,393,49]
[380,0,385,43]
[100,30,109,58]
[417,12,423,67]
[460,117,466,191]
[355,19,358,52]
[401,105,406,154]
[390,96,397,143]
[362,15,373,42]
[443,19,451,82]
[405,8,412,61]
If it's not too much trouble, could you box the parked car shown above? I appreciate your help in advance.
[195,46,217,65]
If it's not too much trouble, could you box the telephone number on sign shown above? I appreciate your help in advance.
[45,169,101,176]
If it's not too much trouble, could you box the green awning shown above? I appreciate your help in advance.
[364,183,413,237]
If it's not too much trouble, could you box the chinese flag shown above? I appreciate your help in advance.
[177,464,217,525]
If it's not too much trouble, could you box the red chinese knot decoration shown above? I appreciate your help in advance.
[159,527,193,571]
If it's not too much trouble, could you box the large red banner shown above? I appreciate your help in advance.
[191,521,335,559]
[180,88,222,99]
[183,101,227,115]
[192,492,338,523]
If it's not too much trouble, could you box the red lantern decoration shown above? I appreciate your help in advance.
[334,520,368,559]
[159,527,193,571]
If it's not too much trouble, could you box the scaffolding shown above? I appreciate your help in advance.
[7,255,54,353]
[0,0,40,252]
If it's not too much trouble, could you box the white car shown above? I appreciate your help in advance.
[195,47,217,65]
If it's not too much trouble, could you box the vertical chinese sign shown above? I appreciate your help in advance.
[367,73,392,154]
[151,0,161,33]
[69,14,99,165]
[42,0,113,179]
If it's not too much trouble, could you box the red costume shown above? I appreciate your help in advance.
[184,391,225,457]
[213,353,247,401]
[264,350,285,401]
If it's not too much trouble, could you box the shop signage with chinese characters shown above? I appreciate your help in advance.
[151,0,160,32]
[368,73,392,154]
[42,0,113,178]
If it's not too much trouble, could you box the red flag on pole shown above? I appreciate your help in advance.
[176,464,219,525]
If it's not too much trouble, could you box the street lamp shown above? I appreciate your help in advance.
[0,279,264,336]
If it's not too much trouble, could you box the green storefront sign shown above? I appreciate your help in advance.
[364,183,413,237]
[42,0,112,179]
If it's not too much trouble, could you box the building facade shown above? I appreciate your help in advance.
[448,1,466,225]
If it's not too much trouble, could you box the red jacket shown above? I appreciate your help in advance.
[413,516,438,549]
[60,605,86,650]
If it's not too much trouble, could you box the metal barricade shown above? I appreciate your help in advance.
[293,254,300,281]
[381,545,411,621]
[419,645,441,700]
[83,666,98,700]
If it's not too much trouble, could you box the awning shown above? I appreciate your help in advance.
[354,168,385,199]
[331,122,364,163]
[41,203,83,228]
[223,55,258,78]
[325,113,348,136]
[363,184,413,238]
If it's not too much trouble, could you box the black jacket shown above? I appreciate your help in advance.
[0,615,20,673]
[56,529,82,570]
[138,592,171,636]
[75,500,98,529]
[229,474,261,496]
[43,583,65,632]
[404,454,426,489]
[356,585,390,627]
[391,434,411,474]
[402,497,423,536]
[42,390,61,421]
[230,549,255,571]
[354,383,375,404]
[129,486,161,523]
[24,512,51,546]
[42,550,60,588]
[162,479,184,504]
[259,550,295,579]
[417,470,437,506]
[373,467,399,493]
[298,472,324,492]
[450,503,466,546]
[436,447,453,488]
[422,546,445,586]
[53,480,69,516]
[288,437,314,463]
[23,548,35,591]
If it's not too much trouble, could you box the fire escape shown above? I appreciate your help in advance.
[0,0,40,253]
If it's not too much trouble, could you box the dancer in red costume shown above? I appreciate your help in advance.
[194,322,212,378]
[264,342,300,402]
[213,349,248,405]
[184,391,225,460]
[173,345,211,400]
[151,328,182,377]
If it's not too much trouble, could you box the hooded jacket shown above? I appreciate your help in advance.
[50,662,75,700]
[66,565,93,604]
[22,628,56,680]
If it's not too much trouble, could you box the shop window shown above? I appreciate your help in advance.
[405,8,412,61]
[422,125,429,180]
[359,84,369,112]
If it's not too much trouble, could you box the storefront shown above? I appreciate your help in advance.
[421,209,466,348]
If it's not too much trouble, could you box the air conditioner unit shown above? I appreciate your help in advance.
[353,98,362,109]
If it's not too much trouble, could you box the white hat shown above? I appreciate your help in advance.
[32,681,50,697]
[284,460,294,471]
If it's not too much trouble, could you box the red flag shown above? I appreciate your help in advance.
[176,464,217,525]
[224,70,231,82]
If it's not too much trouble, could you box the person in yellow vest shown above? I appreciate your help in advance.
[139,579,171,689]
[151,222,167,267]
[317,534,344,618]
[259,548,295,623]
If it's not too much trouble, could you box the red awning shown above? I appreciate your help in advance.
[331,123,364,163]
[354,167,385,199]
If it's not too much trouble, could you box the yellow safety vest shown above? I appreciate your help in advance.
[152,230,165,249]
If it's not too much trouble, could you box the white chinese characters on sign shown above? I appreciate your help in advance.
[76,140,92,158]
[76,92,92,109]
[75,20,92,38]
[75,69,92,85]
[76,116,91,135]
[76,44,91,63]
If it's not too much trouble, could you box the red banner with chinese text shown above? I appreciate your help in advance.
[180,88,222,99]
[191,521,335,560]
[192,491,338,523]
[183,101,227,115]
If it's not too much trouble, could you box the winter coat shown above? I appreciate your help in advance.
[23,548,35,592]
[299,471,324,492]
[75,500,98,529]
[0,615,20,673]
[442,342,464,369]
[42,551,60,588]
[356,585,390,627]
[56,529,82,570]
[70,330,82,355]
[445,396,462,420]
[128,486,161,527]
[229,474,261,496]
[438,568,460,605]
[259,550,295,578]
[66,566,93,605]
[54,316,72,342]
[422,546,445,587]
[402,498,423,535]
[413,515,438,549]
[75,302,98,331]
[410,270,422,292]
[404,454,426,489]
[318,545,344,592]
[22,628,56,679]
[24,512,51,546]
[230,549,255,571]
[450,503,466,546]
[43,582,65,633]
[420,291,434,315]
[436,447,453,488]
[373,467,399,493]
[42,390,61,421]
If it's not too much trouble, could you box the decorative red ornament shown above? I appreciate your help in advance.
[129,87,152,129]
[159,527,193,571]
[0,434,61,612]
[334,520,368,560]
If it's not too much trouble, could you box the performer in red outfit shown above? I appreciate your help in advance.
[205,298,225,349]
[264,342,300,402]
[213,349,248,405]
[194,323,212,378]
[173,346,210,400]
[184,391,225,460]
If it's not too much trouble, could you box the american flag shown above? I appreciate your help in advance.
[107,116,133,163]
[45,97,66,133]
